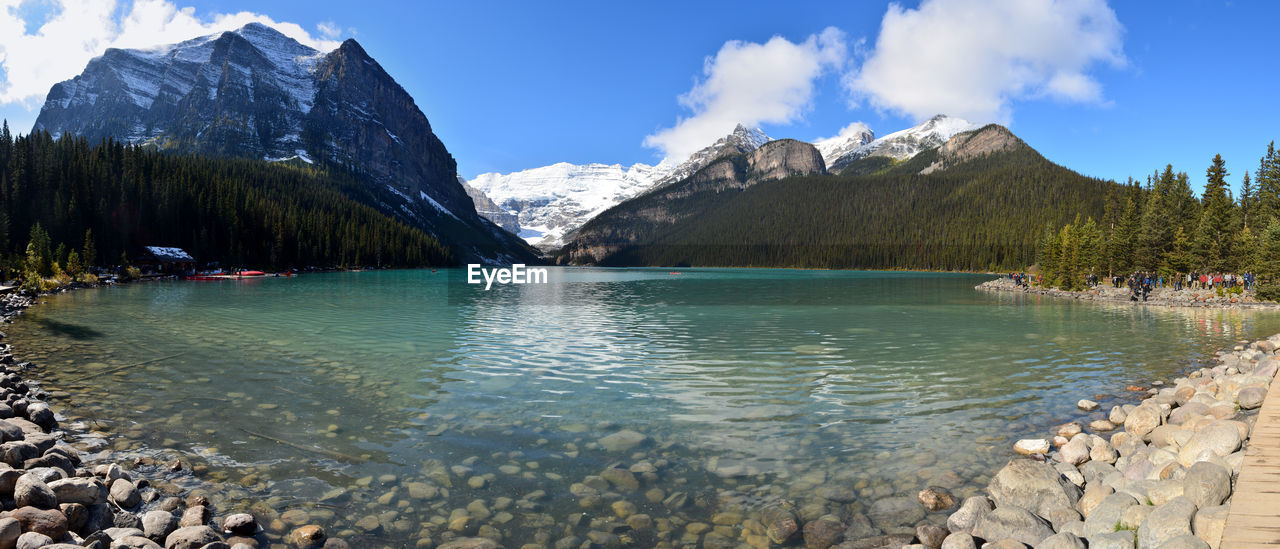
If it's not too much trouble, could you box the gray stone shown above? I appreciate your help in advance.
[1237,386,1266,410]
[1177,422,1241,467]
[915,524,947,549]
[115,536,164,549]
[1159,534,1211,549]
[1090,531,1137,549]
[1182,461,1230,508]
[946,496,991,535]
[867,496,924,531]
[48,477,107,506]
[970,505,1054,547]
[163,526,221,549]
[1082,492,1138,537]
[0,517,19,549]
[15,532,52,549]
[1059,436,1090,466]
[1038,532,1087,549]
[1077,484,1114,517]
[220,514,257,537]
[143,510,179,542]
[1191,505,1229,548]
[13,474,56,509]
[939,533,976,549]
[110,479,141,509]
[802,515,846,549]
[1124,405,1162,440]
[986,458,1081,519]
[596,430,648,452]
[1136,496,1197,549]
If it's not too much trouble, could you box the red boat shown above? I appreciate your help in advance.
[235,270,266,277]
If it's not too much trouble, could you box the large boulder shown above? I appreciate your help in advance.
[1192,505,1229,548]
[1177,422,1242,467]
[47,477,107,506]
[1081,492,1138,537]
[1182,462,1230,508]
[12,505,68,539]
[162,525,221,549]
[986,458,1081,519]
[1124,405,1162,440]
[946,496,992,535]
[1136,496,1197,549]
[970,505,1054,547]
[13,474,57,509]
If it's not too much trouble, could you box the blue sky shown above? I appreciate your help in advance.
[1,0,1276,191]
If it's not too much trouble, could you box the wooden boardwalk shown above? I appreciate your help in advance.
[1223,370,1280,548]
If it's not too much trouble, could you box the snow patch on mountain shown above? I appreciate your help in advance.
[828,115,978,171]
[813,122,874,167]
[469,162,665,247]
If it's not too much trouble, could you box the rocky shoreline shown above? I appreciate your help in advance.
[0,290,347,549]
[927,336,1275,549]
[976,278,1280,309]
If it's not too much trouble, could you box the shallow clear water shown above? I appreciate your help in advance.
[7,269,1280,547]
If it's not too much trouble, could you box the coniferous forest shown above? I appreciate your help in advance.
[564,143,1118,271]
[0,123,453,280]
[1036,143,1280,297]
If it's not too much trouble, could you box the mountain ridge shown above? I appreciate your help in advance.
[33,23,537,264]
[554,123,1112,270]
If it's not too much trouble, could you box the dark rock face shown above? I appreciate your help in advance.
[33,23,535,264]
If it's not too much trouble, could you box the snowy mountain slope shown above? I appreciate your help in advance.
[468,125,771,248]
[813,122,875,168]
[468,162,665,247]
[827,115,978,172]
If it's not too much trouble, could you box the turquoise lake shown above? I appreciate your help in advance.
[8,268,1280,547]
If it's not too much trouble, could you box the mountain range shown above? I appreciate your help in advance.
[465,116,979,249]
[32,23,537,264]
[555,123,1116,270]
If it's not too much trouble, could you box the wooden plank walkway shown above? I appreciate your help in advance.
[1222,370,1280,548]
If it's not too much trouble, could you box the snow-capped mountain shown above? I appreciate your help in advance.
[813,122,875,167]
[651,124,771,189]
[468,124,771,248]
[827,115,978,172]
[33,23,536,263]
[468,162,666,247]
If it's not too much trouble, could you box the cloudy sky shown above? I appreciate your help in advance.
[0,0,1274,188]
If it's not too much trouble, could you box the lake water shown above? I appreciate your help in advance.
[7,269,1280,547]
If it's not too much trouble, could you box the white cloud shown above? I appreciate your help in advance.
[847,0,1125,124]
[645,27,847,162]
[316,20,340,40]
[815,121,872,144]
[0,0,340,106]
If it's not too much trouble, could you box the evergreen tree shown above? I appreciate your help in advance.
[1111,188,1141,273]
[1241,171,1256,229]
[81,229,95,269]
[1255,219,1280,300]
[1196,154,1234,270]
[1257,142,1280,225]
[1168,226,1193,274]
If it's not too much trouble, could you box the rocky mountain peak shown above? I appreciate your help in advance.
[920,124,1027,174]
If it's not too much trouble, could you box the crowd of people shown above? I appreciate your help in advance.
[1007,270,1257,302]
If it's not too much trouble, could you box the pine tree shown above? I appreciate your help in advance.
[1241,171,1256,229]
[1196,154,1234,271]
[1169,226,1193,274]
[1257,142,1280,225]
[1255,219,1280,300]
[1111,189,1141,273]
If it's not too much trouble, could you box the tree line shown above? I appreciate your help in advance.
[0,122,453,284]
[1037,143,1280,297]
